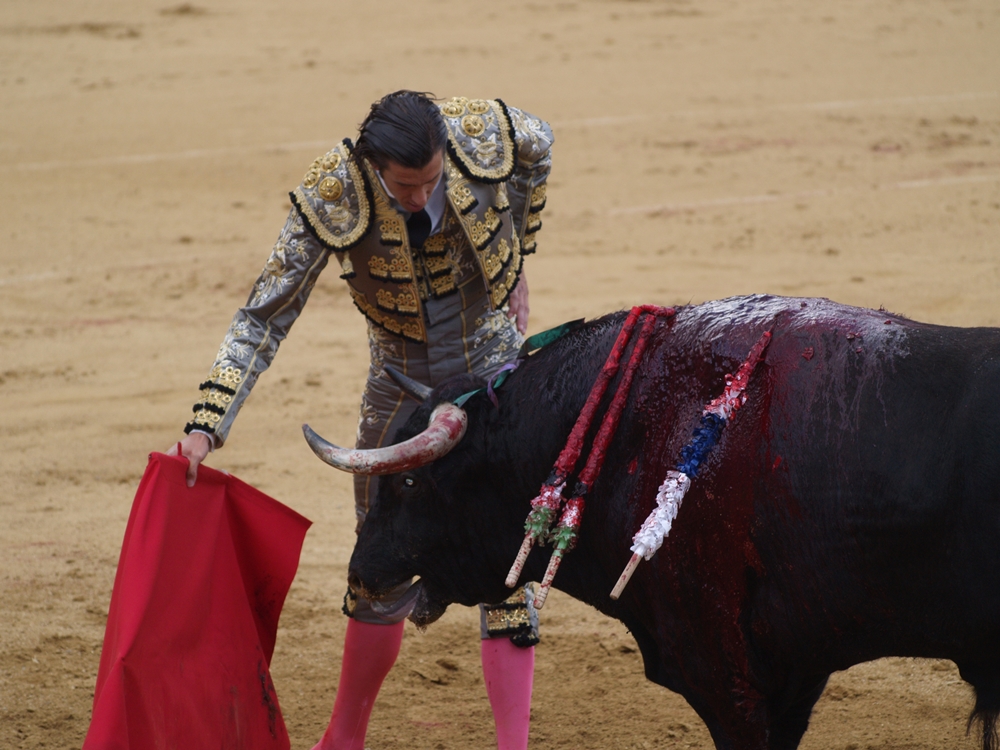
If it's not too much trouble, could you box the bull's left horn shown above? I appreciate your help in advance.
[303,403,467,475]
[384,364,433,402]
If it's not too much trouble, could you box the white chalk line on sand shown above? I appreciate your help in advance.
[607,172,1000,217]
[0,272,59,288]
[4,92,996,173]
[5,140,332,173]
[559,91,999,129]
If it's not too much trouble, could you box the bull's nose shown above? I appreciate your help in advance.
[347,570,362,594]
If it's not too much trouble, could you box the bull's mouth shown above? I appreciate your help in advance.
[367,581,421,620]
[366,579,449,628]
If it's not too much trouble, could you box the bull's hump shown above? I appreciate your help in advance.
[676,294,913,353]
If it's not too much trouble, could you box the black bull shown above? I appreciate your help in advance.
[330,295,1000,750]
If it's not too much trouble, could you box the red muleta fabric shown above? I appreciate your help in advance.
[84,452,312,750]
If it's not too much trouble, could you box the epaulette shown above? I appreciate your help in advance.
[439,97,517,184]
[290,139,374,252]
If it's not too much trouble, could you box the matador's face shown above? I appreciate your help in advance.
[378,150,444,213]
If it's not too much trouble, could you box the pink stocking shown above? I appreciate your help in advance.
[481,638,535,750]
[312,618,405,750]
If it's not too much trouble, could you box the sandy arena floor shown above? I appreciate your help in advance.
[2,0,999,747]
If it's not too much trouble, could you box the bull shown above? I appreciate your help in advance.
[304,294,1000,750]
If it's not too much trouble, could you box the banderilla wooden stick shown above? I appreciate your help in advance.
[610,553,642,600]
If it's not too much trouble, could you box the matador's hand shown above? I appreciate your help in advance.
[166,432,212,487]
[507,268,529,336]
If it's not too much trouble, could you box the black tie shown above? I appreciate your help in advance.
[407,208,431,249]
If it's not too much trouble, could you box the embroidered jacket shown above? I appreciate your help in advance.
[185,97,552,443]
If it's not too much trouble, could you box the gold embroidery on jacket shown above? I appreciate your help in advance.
[321,151,342,171]
[208,365,244,390]
[379,216,404,246]
[375,286,419,316]
[350,289,425,342]
[496,237,511,264]
[413,266,430,301]
[366,162,407,247]
[452,186,477,214]
[467,99,491,115]
[446,167,477,215]
[429,273,457,297]
[462,114,486,137]
[423,254,452,277]
[189,363,247,432]
[368,247,412,282]
[530,183,547,211]
[441,97,468,118]
[489,240,522,309]
[401,320,422,340]
[318,177,343,202]
[200,389,234,409]
[190,408,223,428]
[420,232,448,257]
[463,207,501,250]
[443,161,522,309]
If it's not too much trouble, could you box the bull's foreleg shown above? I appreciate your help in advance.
[655,659,774,750]
[765,676,828,750]
[695,667,828,750]
[699,709,770,750]
[698,673,827,750]
[631,619,775,748]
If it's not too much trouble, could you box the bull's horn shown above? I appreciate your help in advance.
[384,364,433,402]
[303,403,467,475]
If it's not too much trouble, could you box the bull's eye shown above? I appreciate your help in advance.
[404,477,415,487]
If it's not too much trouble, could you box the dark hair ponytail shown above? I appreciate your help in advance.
[353,90,447,170]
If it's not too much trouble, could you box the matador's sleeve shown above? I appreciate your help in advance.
[184,208,332,445]
[504,105,553,255]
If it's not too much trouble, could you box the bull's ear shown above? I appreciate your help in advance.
[384,364,432,402]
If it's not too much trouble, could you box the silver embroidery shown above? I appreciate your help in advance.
[445,236,477,281]
[249,221,309,306]
[216,319,253,364]
[367,322,400,380]
[317,198,354,229]
[358,391,380,432]
[471,133,501,168]
[508,106,553,159]
[472,308,524,368]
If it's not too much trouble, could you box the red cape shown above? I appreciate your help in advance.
[84,453,312,750]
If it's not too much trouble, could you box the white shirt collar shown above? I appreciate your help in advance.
[375,169,447,236]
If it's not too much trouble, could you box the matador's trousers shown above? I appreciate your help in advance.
[346,286,539,644]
